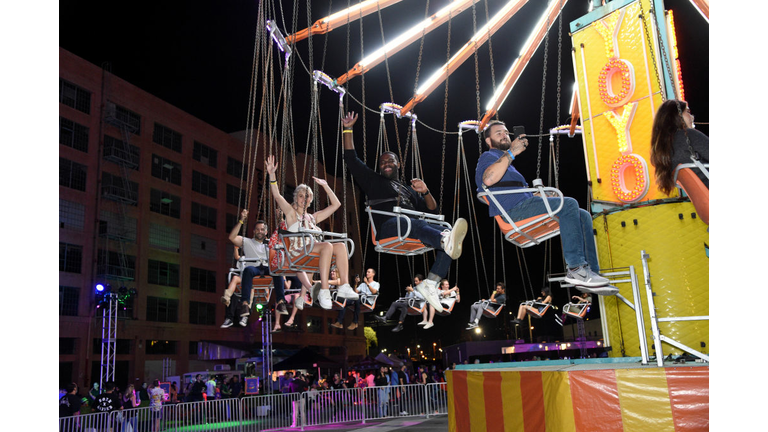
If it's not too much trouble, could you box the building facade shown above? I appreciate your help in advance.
[59,48,366,390]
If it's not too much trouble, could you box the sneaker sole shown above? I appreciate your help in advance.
[415,285,444,313]
[221,323,233,328]
[446,219,468,260]
[563,276,610,288]
[575,284,619,296]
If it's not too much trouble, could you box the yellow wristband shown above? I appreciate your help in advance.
[239,220,244,225]
[342,130,353,134]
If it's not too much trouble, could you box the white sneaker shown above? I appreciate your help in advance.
[423,322,434,329]
[310,282,322,301]
[337,283,360,300]
[465,323,477,330]
[295,295,305,310]
[417,320,429,326]
[576,284,619,296]
[318,289,332,310]
[564,265,610,287]
[441,218,468,259]
[415,279,443,313]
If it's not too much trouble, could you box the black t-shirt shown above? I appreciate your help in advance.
[229,381,242,398]
[190,381,205,396]
[93,392,122,413]
[344,150,430,231]
[331,380,345,390]
[289,378,308,393]
[59,394,82,417]
[397,370,407,385]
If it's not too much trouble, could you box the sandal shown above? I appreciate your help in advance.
[284,320,294,327]
[270,327,282,333]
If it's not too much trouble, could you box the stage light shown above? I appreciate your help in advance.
[96,284,105,292]
[256,304,264,311]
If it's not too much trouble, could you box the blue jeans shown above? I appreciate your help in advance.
[337,299,361,324]
[241,266,293,304]
[380,217,451,278]
[505,196,599,270]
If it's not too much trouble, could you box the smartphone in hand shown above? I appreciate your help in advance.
[512,125,526,140]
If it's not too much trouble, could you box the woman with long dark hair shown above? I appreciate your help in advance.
[650,99,709,194]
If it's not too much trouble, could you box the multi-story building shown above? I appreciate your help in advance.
[59,48,366,390]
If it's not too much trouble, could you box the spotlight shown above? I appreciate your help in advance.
[96,284,105,293]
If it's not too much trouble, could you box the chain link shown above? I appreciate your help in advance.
[536,9,552,180]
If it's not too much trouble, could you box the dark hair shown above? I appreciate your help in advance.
[253,220,269,232]
[152,379,160,387]
[650,99,688,195]
[66,383,78,393]
[541,286,551,297]
[496,282,506,291]
[483,120,507,141]
[414,274,424,281]
[105,382,116,391]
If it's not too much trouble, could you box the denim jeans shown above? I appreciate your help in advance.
[380,217,451,278]
[337,299,361,324]
[505,196,599,271]
[241,266,294,304]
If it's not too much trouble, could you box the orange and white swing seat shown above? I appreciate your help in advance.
[674,162,709,225]
[521,300,552,318]
[269,229,355,275]
[228,258,274,306]
[330,289,347,311]
[435,293,458,317]
[366,205,452,256]
[284,286,313,308]
[562,301,590,319]
[479,300,505,319]
[330,290,379,313]
[402,297,427,316]
[477,179,564,248]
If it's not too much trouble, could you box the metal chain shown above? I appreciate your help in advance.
[536,11,552,180]
[472,1,481,121]
[648,0,677,100]
[484,0,498,119]
[639,0,665,101]
[554,8,563,188]
[439,7,453,215]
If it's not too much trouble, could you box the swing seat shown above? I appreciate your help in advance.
[674,163,709,225]
[366,206,452,256]
[228,259,274,305]
[521,300,551,318]
[479,300,504,319]
[284,286,313,308]
[330,289,347,311]
[356,293,379,313]
[477,180,564,248]
[404,297,427,316]
[269,229,355,275]
[434,293,458,316]
[563,302,590,319]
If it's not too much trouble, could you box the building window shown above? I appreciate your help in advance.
[152,123,182,153]
[226,184,246,207]
[145,339,178,355]
[96,250,137,280]
[190,267,217,293]
[190,234,217,260]
[59,243,83,273]
[308,316,323,334]
[59,117,89,153]
[103,135,140,169]
[111,103,142,135]
[99,210,137,242]
[151,154,182,185]
[189,301,216,326]
[191,202,217,230]
[59,78,91,114]
[146,297,179,323]
[59,198,86,231]
[148,224,180,252]
[193,141,218,168]
[227,157,248,179]
[192,170,217,198]
[59,286,80,316]
[149,189,181,218]
[189,341,199,355]
[59,157,87,191]
[101,172,139,205]
[148,259,180,287]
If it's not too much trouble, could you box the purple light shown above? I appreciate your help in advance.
[96,284,105,292]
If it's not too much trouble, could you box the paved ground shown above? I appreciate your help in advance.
[290,415,449,431]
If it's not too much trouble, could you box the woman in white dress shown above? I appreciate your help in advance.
[266,155,358,309]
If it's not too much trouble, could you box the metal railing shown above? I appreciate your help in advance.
[59,383,448,431]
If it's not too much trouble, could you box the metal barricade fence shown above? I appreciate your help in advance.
[59,383,448,432]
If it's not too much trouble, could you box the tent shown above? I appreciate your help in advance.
[351,355,387,371]
[272,347,340,371]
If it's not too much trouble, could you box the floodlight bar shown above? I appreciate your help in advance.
[480,0,567,130]
[337,0,481,86]
[688,0,709,22]
[399,0,529,117]
[286,0,404,44]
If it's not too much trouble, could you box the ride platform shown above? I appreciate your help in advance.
[447,357,708,431]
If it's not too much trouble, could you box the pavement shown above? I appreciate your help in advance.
[294,415,449,431]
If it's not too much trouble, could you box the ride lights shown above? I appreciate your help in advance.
[597,58,635,107]
[610,154,649,203]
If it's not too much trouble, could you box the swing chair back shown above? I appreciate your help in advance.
[366,206,451,255]
[674,163,709,225]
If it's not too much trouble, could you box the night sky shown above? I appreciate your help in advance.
[58,0,710,356]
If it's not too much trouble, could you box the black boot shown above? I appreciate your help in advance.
[392,323,404,332]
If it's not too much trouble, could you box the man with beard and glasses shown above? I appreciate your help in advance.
[342,111,468,313]
[475,120,617,296]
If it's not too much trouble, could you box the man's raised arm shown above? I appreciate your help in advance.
[229,209,248,248]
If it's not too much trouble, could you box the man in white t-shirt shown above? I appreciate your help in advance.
[331,268,379,331]
[206,377,217,400]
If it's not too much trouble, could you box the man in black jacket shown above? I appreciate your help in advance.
[342,111,467,313]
